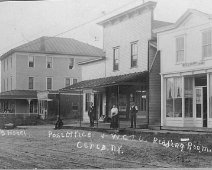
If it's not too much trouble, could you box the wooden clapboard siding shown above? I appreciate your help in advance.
[148,44,161,126]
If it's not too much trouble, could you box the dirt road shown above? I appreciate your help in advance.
[0,125,212,169]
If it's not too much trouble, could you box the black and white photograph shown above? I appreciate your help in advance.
[0,0,212,169]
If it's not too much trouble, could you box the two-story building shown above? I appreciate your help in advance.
[0,36,104,120]
[155,9,212,129]
[62,1,171,128]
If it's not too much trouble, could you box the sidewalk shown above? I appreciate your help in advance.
[63,120,212,135]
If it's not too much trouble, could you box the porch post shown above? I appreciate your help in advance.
[117,85,120,128]
[161,75,164,127]
[79,90,82,127]
[27,99,32,115]
[182,76,185,126]
[207,73,210,127]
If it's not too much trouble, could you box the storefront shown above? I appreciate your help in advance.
[37,90,82,120]
[63,72,149,127]
[162,73,212,128]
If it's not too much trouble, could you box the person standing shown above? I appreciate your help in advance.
[88,102,95,127]
[110,105,119,129]
[130,102,138,128]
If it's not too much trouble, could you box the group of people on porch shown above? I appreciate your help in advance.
[88,101,138,129]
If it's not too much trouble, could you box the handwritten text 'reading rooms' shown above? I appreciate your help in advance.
[48,130,212,154]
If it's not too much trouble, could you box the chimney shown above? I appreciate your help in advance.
[40,37,46,52]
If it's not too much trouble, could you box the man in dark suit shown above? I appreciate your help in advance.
[130,102,138,128]
[88,102,95,127]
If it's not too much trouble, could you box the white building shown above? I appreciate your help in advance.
[155,9,212,129]
[64,1,171,128]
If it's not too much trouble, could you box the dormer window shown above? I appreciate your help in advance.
[47,56,53,68]
[202,30,212,58]
[69,58,74,69]
[176,37,184,63]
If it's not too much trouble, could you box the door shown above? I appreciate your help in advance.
[195,87,207,127]
[203,87,207,127]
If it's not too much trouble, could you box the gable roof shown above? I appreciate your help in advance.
[0,90,37,99]
[97,1,157,26]
[154,9,212,33]
[1,36,105,60]
[60,71,148,91]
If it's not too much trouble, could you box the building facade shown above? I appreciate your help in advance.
[155,9,212,129]
[64,1,171,128]
[0,36,104,120]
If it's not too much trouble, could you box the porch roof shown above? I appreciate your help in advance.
[61,71,148,91]
[0,90,37,99]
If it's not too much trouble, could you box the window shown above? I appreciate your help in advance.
[69,58,74,69]
[65,78,71,87]
[47,56,53,68]
[113,47,119,71]
[202,30,212,58]
[166,77,182,117]
[11,77,12,90]
[176,37,184,63]
[3,60,5,72]
[29,56,34,67]
[72,102,78,111]
[47,77,52,90]
[131,42,138,67]
[73,78,77,84]
[29,77,34,90]
[184,77,193,117]
[7,78,8,91]
[11,57,12,68]
[85,93,91,111]
[7,59,8,70]
[3,79,5,91]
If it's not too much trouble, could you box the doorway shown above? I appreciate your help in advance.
[195,86,207,127]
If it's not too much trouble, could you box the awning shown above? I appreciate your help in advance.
[0,90,37,100]
[61,71,148,91]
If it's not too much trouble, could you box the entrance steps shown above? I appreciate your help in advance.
[161,126,212,133]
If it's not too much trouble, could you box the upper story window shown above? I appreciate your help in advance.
[65,78,71,87]
[29,77,34,90]
[47,56,53,68]
[113,47,119,71]
[29,56,34,68]
[176,37,184,63]
[131,41,138,68]
[73,78,78,84]
[202,30,212,58]
[69,58,74,69]
[11,57,12,68]
[7,58,8,70]
[47,77,52,90]
[3,60,5,72]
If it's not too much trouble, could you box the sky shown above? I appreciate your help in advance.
[0,0,212,56]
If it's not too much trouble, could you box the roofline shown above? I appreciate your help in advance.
[78,57,106,65]
[97,1,156,25]
[153,9,212,34]
[0,50,104,61]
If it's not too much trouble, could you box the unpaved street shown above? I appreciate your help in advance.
[0,125,212,169]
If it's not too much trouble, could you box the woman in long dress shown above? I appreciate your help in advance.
[110,105,119,129]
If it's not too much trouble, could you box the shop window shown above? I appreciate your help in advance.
[85,93,91,111]
[113,47,119,71]
[184,77,193,117]
[166,77,182,117]
[176,37,184,63]
[202,30,212,58]
[131,42,138,67]
[210,74,212,118]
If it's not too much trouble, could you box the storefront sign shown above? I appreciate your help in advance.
[37,92,49,100]
[182,61,205,67]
